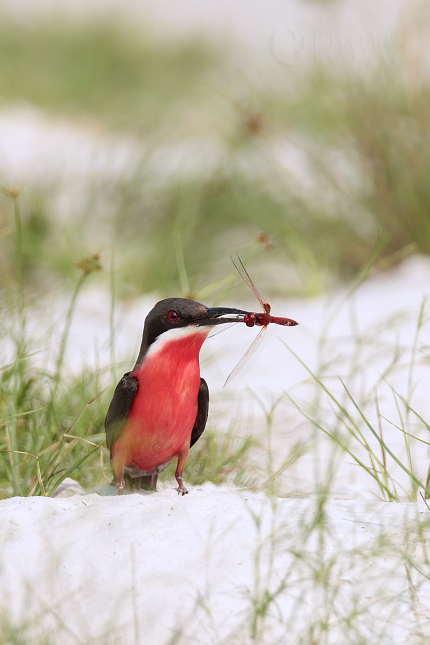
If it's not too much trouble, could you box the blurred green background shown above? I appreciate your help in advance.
[0,1,428,300]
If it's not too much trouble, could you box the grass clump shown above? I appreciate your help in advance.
[0,291,107,497]
[0,192,107,496]
[284,291,430,502]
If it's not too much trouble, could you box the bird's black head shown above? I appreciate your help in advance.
[135,298,249,366]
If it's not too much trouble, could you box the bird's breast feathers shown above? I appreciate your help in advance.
[112,326,210,472]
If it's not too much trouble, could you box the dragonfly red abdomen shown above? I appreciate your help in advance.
[268,315,298,326]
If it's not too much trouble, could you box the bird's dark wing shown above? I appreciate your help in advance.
[190,378,209,448]
[105,372,138,455]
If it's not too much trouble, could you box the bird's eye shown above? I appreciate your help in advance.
[167,310,179,322]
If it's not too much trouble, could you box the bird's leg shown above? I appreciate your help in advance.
[133,476,142,492]
[175,472,188,495]
[117,474,125,495]
[175,451,189,495]
[113,455,126,495]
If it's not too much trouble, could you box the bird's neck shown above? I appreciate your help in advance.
[133,326,211,373]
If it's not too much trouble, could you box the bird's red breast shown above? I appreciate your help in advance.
[111,327,210,477]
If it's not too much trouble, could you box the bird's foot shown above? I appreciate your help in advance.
[175,474,188,496]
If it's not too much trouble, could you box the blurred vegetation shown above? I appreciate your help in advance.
[0,13,428,299]
[0,18,219,132]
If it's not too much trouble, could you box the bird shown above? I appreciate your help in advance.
[105,297,250,495]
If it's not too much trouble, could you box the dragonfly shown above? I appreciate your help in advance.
[224,255,298,386]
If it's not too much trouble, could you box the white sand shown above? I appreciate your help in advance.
[1,484,430,644]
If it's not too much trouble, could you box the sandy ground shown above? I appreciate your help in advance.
[1,485,430,644]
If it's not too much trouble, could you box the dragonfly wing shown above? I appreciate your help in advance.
[232,254,271,314]
[223,326,267,387]
[208,321,238,338]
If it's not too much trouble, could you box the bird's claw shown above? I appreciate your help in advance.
[175,473,188,495]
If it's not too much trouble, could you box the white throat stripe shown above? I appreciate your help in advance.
[145,325,211,361]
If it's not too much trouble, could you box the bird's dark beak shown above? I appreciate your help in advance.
[195,306,250,327]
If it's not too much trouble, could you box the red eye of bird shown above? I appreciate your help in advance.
[167,310,179,322]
